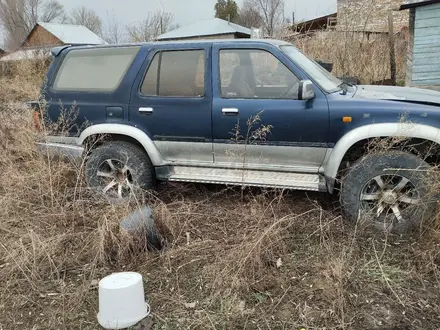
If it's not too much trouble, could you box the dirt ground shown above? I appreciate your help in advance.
[1,131,439,330]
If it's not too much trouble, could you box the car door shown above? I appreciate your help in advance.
[211,43,330,172]
[129,43,213,164]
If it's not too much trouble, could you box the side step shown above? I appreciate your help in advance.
[160,166,325,191]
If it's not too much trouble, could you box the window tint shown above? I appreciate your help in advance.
[141,53,159,95]
[53,47,140,92]
[219,49,300,99]
[141,50,205,97]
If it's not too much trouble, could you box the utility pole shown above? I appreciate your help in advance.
[282,1,285,24]
[388,9,396,86]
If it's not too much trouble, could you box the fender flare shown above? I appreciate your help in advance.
[323,123,440,191]
[78,123,166,166]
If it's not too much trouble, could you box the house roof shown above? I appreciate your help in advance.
[31,22,107,45]
[294,12,337,32]
[400,0,440,10]
[157,18,251,40]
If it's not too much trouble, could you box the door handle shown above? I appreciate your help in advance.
[222,108,239,115]
[139,107,153,114]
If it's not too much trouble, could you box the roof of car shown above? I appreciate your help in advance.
[60,38,292,52]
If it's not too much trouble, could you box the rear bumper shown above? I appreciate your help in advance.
[36,142,85,160]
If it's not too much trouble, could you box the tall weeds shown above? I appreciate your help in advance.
[290,30,408,85]
[0,49,439,330]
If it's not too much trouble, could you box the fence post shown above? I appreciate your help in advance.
[388,9,396,86]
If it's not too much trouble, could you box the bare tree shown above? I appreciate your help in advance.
[126,11,174,42]
[247,0,284,36]
[69,6,102,35]
[0,0,65,50]
[238,0,263,29]
[40,0,64,22]
[103,10,125,44]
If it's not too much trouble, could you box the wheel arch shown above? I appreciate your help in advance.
[324,123,440,193]
[78,124,166,166]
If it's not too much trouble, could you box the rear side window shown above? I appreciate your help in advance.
[53,46,140,92]
[141,49,205,97]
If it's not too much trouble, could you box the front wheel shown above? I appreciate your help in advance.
[340,151,436,233]
[85,141,155,201]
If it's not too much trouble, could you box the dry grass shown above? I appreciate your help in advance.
[290,30,408,85]
[0,60,47,104]
[1,58,440,330]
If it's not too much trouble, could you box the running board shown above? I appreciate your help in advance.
[158,166,326,191]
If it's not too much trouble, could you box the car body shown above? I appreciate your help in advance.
[34,38,440,232]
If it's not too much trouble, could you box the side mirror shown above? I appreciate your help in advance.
[299,80,315,101]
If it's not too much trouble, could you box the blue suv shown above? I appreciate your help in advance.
[35,39,440,233]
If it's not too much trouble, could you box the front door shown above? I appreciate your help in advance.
[129,43,213,164]
[211,43,330,172]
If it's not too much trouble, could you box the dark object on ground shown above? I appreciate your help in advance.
[120,206,162,251]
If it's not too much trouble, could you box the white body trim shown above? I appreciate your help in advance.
[78,124,166,166]
[324,123,440,181]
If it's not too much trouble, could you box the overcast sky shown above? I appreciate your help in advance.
[59,0,337,27]
[0,0,337,47]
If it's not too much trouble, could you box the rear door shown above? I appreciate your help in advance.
[129,43,213,164]
[45,46,142,137]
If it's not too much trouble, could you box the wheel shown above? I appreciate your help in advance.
[85,141,155,200]
[340,151,436,233]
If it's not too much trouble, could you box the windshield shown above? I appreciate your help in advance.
[280,45,342,93]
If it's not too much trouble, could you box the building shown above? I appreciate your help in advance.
[293,13,338,34]
[337,0,409,33]
[0,22,107,62]
[23,22,107,48]
[287,0,409,38]
[157,18,251,41]
[399,0,440,89]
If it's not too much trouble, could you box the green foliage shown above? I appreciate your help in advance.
[214,0,239,23]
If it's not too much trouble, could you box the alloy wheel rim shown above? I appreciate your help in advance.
[360,174,421,225]
[96,159,134,199]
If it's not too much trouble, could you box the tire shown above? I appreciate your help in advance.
[85,141,155,201]
[340,150,436,233]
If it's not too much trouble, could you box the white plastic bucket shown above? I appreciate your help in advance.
[97,272,150,329]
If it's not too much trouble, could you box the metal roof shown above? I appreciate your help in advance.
[37,22,107,45]
[400,0,440,10]
[157,18,251,41]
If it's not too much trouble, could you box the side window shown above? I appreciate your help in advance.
[141,50,205,97]
[219,49,300,99]
[53,46,140,92]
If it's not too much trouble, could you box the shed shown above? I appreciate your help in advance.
[294,13,338,34]
[156,18,251,41]
[22,22,107,48]
[1,22,107,63]
[400,0,440,89]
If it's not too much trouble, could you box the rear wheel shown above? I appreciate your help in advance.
[85,141,155,201]
[340,151,436,233]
